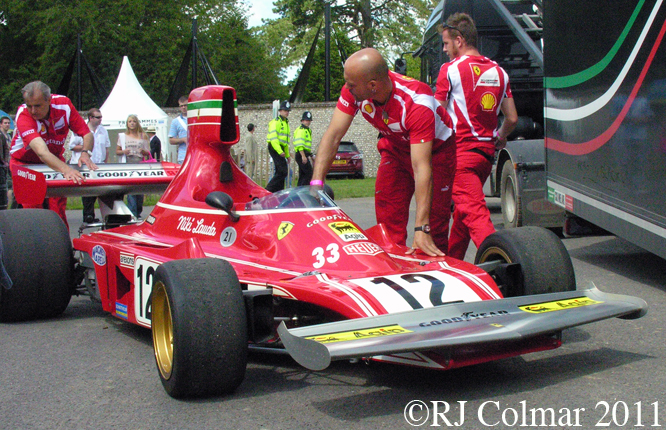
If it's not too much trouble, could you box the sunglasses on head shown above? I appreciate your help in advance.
[442,24,461,34]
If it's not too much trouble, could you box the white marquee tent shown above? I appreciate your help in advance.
[100,56,173,162]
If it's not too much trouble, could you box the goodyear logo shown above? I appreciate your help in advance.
[278,221,294,240]
[328,221,367,242]
[306,324,412,344]
[520,297,603,314]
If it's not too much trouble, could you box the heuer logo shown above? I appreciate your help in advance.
[343,242,383,256]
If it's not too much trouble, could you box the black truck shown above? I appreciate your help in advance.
[416,0,666,259]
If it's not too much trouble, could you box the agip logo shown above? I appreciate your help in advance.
[328,221,367,242]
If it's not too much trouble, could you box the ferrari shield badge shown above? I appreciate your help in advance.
[278,222,294,240]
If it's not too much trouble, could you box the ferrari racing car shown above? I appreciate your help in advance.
[0,85,647,399]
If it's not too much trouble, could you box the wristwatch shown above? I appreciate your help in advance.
[84,150,93,156]
[414,224,431,234]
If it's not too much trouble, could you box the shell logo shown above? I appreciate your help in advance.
[364,104,374,114]
[473,65,481,76]
[40,123,47,134]
[481,92,496,111]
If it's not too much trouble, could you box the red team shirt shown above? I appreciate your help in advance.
[10,94,90,163]
[337,71,454,154]
[435,55,512,154]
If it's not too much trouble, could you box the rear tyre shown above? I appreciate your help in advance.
[500,161,523,228]
[152,258,247,398]
[475,226,576,297]
[0,209,73,322]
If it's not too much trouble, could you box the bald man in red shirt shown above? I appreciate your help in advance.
[311,48,456,257]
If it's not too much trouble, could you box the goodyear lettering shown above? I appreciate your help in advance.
[17,170,36,181]
[419,310,508,327]
[95,170,166,178]
[307,214,350,228]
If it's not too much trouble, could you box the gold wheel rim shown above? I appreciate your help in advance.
[152,281,174,380]
[477,246,513,265]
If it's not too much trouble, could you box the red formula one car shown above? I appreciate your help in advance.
[0,85,647,398]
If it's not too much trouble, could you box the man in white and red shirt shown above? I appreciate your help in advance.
[10,81,98,227]
[435,13,518,260]
[311,48,456,256]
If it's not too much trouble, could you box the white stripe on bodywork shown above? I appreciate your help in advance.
[438,261,501,299]
[315,273,379,317]
[156,201,335,216]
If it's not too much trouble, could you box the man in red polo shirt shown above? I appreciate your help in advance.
[435,13,518,260]
[10,81,97,227]
[311,48,456,257]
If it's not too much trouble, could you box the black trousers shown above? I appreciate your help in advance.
[296,150,313,186]
[82,196,96,221]
[266,144,289,192]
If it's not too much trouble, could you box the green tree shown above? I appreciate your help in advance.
[0,0,285,112]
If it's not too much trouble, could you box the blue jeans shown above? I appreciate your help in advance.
[127,194,144,218]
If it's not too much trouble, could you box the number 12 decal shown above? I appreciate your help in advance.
[134,257,160,327]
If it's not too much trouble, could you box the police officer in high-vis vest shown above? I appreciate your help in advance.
[294,111,313,186]
[266,101,291,192]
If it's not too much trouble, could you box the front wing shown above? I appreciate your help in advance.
[277,284,647,371]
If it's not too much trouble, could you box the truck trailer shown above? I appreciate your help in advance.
[417,0,666,259]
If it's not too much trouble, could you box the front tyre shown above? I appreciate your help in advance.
[475,226,576,297]
[152,258,247,398]
[0,209,73,322]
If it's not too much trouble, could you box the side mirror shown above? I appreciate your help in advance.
[394,58,407,75]
[205,191,240,222]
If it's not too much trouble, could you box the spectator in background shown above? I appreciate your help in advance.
[116,114,150,219]
[146,126,161,161]
[244,123,258,180]
[169,96,188,163]
[0,116,10,210]
[82,108,110,223]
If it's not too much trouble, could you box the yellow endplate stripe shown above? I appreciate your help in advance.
[519,297,603,314]
[306,324,412,344]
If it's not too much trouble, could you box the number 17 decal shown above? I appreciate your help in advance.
[134,257,161,327]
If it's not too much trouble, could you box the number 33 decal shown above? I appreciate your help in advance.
[312,243,340,268]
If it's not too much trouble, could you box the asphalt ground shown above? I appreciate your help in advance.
[1,197,664,429]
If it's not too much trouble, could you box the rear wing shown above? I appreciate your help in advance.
[11,162,180,206]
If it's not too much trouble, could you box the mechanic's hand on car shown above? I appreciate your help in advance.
[309,182,324,200]
[407,232,445,257]
[78,152,99,172]
[63,165,87,185]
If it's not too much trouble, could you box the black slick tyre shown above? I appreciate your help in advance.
[0,209,73,322]
[475,226,576,297]
[500,161,523,228]
[151,258,247,398]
